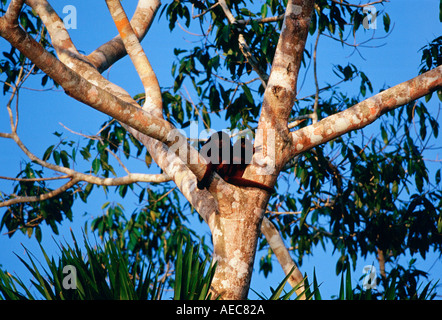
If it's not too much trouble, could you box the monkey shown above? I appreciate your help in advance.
[197,131,274,193]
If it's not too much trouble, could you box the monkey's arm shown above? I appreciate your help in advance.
[197,166,274,193]
[224,175,275,193]
[197,161,214,190]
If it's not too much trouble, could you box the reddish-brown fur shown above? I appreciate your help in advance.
[197,131,274,193]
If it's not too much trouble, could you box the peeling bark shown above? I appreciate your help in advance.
[1,0,441,301]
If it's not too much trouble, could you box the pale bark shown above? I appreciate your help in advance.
[206,0,316,299]
[89,0,160,73]
[1,0,441,300]
[261,217,305,296]
[290,66,442,157]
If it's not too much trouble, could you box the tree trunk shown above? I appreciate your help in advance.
[208,189,269,299]
[2,0,441,301]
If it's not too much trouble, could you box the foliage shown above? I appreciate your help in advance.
[0,0,441,299]
[252,262,437,300]
[0,160,75,241]
[0,236,436,300]
[252,267,309,300]
[329,261,438,300]
[0,0,56,94]
[0,232,163,300]
[0,233,217,300]
[173,239,217,300]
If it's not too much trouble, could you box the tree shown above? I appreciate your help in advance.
[0,0,441,300]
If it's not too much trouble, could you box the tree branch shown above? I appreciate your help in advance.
[1,7,212,187]
[26,0,80,62]
[259,0,315,129]
[192,2,219,19]
[330,0,388,8]
[0,177,79,208]
[0,19,166,140]
[105,0,162,117]
[88,0,161,73]
[312,31,320,124]
[4,0,25,23]
[236,14,284,25]
[290,65,442,158]
[1,0,235,226]
[126,128,218,224]
[261,217,306,298]
[25,0,137,106]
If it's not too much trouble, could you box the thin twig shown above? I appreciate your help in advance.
[0,177,79,207]
[106,147,131,175]
[192,2,220,19]
[218,0,269,87]
[0,175,70,182]
[311,31,321,124]
[330,0,388,8]
[236,14,284,25]
[182,85,211,130]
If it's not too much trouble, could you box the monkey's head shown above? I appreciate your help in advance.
[201,131,232,164]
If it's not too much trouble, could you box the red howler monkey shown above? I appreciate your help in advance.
[197,131,274,193]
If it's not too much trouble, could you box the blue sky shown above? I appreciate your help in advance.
[0,0,441,299]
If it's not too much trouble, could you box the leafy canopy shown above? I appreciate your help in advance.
[0,0,441,299]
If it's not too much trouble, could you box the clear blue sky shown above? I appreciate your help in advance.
[0,0,441,299]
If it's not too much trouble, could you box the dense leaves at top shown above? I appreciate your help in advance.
[1,0,441,298]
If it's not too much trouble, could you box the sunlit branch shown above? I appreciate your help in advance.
[26,0,81,62]
[88,0,161,73]
[261,217,306,298]
[0,177,79,208]
[330,0,389,8]
[290,65,442,158]
[192,2,220,19]
[105,0,163,117]
[4,0,24,23]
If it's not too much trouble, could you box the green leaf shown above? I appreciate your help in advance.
[118,184,128,198]
[381,125,388,144]
[384,276,397,300]
[79,147,91,161]
[242,85,254,104]
[338,272,345,300]
[92,158,100,174]
[174,240,183,300]
[440,0,442,22]
[345,268,353,300]
[60,150,70,168]
[53,150,60,165]
[437,214,442,233]
[43,145,55,161]
[313,269,322,300]
[383,13,391,32]
[261,3,268,17]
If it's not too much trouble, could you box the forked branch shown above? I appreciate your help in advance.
[105,0,163,117]
[89,0,161,73]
